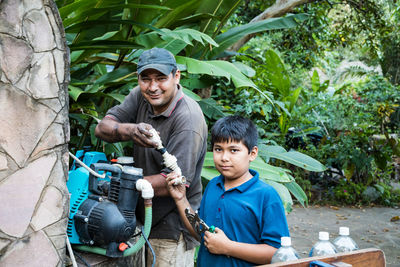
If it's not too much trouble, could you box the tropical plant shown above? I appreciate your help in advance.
[287,72,400,205]
[57,0,307,153]
[57,0,326,209]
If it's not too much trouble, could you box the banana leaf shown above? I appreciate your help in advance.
[259,144,327,172]
[208,14,308,59]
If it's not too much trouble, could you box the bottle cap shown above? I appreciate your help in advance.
[319,231,329,241]
[281,236,291,246]
[339,227,349,236]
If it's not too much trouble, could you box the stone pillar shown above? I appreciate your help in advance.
[0,0,70,266]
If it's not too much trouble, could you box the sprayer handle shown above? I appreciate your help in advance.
[89,163,122,194]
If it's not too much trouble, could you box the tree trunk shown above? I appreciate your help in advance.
[230,0,315,52]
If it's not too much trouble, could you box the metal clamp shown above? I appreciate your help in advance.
[185,208,215,235]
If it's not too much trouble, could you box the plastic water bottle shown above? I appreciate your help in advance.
[271,237,300,263]
[309,231,337,257]
[333,227,359,252]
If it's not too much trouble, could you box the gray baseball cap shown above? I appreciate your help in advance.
[137,48,177,75]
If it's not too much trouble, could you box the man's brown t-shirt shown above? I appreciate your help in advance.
[106,85,207,249]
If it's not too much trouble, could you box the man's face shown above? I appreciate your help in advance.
[138,68,180,115]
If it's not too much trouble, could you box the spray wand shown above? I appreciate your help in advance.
[148,129,186,185]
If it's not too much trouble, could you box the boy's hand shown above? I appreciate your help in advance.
[204,227,231,255]
[166,172,186,201]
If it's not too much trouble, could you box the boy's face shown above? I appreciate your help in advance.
[213,140,258,184]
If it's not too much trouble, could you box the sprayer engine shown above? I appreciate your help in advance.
[67,151,143,257]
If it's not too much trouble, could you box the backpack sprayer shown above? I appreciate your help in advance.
[67,150,154,258]
[66,129,185,261]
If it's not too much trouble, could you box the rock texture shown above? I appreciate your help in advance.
[0,0,69,266]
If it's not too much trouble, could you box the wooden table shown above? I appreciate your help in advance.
[259,248,385,267]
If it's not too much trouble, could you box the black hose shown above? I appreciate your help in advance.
[74,251,92,267]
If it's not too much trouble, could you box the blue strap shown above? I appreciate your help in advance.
[309,260,336,267]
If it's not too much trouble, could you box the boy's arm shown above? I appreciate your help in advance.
[204,229,277,264]
[166,173,200,241]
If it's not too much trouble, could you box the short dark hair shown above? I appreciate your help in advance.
[211,115,258,153]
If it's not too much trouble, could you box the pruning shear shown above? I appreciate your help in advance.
[185,208,215,235]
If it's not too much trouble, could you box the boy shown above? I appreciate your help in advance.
[166,115,289,266]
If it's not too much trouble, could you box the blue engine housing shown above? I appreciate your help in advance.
[67,151,108,244]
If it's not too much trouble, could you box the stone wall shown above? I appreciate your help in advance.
[0,0,70,266]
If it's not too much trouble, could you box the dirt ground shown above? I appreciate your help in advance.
[286,205,400,267]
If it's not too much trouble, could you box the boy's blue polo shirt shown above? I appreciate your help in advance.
[197,169,289,267]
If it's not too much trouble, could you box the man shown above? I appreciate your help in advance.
[95,48,207,267]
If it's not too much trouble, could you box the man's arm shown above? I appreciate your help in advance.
[204,229,277,264]
[95,117,171,196]
[145,173,170,196]
[95,117,157,147]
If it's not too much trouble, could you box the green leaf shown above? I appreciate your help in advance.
[259,145,287,154]
[198,98,225,119]
[71,60,102,80]
[195,0,242,36]
[69,40,144,50]
[65,20,160,34]
[262,49,291,97]
[104,142,125,157]
[311,70,320,93]
[201,167,220,181]
[107,93,126,104]
[160,28,219,47]
[180,75,215,90]
[69,84,84,101]
[59,0,98,19]
[202,152,215,167]
[182,88,202,101]
[284,87,302,111]
[209,13,308,58]
[285,181,308,207]
[259,145,326,172]
[250,160,293,183]
[176,56,273,106]
[232,61,256,77]
[154,0,200,28]
[94,66,136,85]
[176,56,230,80]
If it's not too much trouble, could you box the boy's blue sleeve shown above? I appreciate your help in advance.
[260,189,290,248]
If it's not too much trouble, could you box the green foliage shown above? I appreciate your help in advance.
[258,144,326,172]
[333,180,400,206]
[59,0,308,154]
[290,73,400,206]
[333,180,366,205]
[59,0,314,210]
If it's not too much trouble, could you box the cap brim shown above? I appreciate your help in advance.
[137,64,174,76]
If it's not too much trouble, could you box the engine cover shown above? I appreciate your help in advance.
[74,196,136,246]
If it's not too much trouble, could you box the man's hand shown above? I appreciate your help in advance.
[204,227,231,255]
[166,172,186,201]
[126,122,158,147]
[95,117,158,147]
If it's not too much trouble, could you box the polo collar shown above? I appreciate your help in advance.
[148,84,184,118]
[216,169,259,193]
